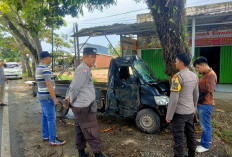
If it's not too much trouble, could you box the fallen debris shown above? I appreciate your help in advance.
[103,125,117,132]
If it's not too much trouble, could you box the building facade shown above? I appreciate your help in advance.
[136,2,232,84]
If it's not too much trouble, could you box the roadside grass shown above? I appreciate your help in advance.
[23,72,28,77]
[58,74,98,82]
[91,67,108,70]
[212,119,232,156]
[225,145,232,157]
[22,72,35,81]
[58,75,73,80]
[93,77,97,82]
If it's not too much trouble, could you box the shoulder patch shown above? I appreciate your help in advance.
[82,68,88,75]
[170,74,181,92]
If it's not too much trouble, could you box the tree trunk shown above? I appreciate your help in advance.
[20,54,26,73]
[33,35,42,60]
[24,54,32,77]
[32,57,36,78]
[146,0,190,77]
[3,15,39,64]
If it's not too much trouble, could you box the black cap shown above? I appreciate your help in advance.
[176,53,191,66]
[40,51,52,59]
[83,47,97,55]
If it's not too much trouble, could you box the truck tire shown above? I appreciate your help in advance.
[56,97,69,118]
[135,108,160,134]
[32,84,38,97]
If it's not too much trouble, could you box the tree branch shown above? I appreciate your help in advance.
[3,15,39,63]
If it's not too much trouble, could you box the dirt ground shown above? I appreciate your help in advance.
[62,69,108,82]
[91,69,108,82]
[8,79,232,157]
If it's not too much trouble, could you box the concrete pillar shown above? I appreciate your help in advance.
[137,49,142,58]
[191,17,196,58]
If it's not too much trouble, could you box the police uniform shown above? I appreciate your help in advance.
[66,51,101,154]
[166,67,199,157]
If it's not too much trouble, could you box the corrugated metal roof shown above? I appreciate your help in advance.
[73,2,232,37]
[73,22,156,37]
[79,43,113,56]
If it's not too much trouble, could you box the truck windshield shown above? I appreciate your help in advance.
[133,60,158,83]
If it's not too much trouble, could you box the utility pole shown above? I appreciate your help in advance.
[75,23,80,66]
[120,35,123,57]
[52,25,54,72]
[73,23,77,69]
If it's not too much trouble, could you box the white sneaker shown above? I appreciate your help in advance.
[196,145,209,153]
[196,139,212,143]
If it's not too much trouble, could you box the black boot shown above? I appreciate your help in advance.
[78,149,89,157]
[94,152,109,157]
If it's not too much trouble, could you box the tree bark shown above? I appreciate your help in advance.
[3,15,39,64]
[24,54,32,77]
[146,0,190,77]
[31,57,36,77]
[33,35,42,58]
[20,54,26,73]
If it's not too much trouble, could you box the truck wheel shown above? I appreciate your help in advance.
[135,108,160,134]
[32,84,38,97]
[56,97,69,118]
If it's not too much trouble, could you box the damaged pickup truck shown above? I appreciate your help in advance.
[33,56,170,133]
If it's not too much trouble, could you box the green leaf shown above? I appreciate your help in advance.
[173,6,178,14]
[157,7,161,14]
[152,5,156,10]
[169,18,174,23]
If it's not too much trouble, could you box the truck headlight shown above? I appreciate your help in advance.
[154,96,169,106]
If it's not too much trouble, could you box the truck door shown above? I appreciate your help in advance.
[115,66,140,117]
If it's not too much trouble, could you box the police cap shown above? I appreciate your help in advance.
[83,47,97,55]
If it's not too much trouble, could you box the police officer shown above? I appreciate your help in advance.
[65,47,108,157]
[166,53,199,157]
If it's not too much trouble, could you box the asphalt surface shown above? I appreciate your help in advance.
[0,108,2,154]
[0,81,25,157]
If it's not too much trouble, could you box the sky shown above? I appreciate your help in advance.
[42,0,232,53]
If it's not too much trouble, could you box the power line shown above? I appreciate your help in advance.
[78,19,137,25]
[77,17,137,24]
[77,8,148,22]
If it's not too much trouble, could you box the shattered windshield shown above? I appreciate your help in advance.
[133,59,158,83]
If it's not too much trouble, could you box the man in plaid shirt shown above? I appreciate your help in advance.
[194,56,217,153]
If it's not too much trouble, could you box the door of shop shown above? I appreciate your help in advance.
[199,46,220,82]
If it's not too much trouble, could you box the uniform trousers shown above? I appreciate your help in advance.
[72,103,101,153]
[170,113,196,157]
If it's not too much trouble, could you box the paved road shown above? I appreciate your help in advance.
[0,107,3,155]
[0,81,26,157]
